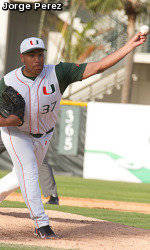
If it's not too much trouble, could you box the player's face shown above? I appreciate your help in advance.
[20,49,44,77]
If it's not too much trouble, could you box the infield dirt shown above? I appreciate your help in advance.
[0,207,150,250]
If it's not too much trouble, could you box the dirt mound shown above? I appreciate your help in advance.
[0,207,150,249]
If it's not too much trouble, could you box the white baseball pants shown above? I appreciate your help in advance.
[1,126,53,229]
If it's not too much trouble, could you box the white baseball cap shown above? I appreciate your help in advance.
[20,37,46,54]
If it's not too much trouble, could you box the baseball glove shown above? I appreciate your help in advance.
[0,86,25,126]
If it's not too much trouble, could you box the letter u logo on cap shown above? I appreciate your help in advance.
[30,40,39,45]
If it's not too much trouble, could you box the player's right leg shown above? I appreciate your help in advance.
[1,127,50,230]
[38,156,59,205]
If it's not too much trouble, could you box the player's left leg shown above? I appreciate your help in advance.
[0,167,19,203]
[0,132,19,202]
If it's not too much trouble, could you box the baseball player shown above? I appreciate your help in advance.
[0,32,146,239]
[0,135,59,205]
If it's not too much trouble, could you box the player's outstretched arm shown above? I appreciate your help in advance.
[82,32,147,80]
[0,115,22,127]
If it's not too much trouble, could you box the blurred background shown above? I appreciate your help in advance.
[0,0,150,183]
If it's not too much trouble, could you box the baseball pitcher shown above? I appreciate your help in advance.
[0,33,147,238]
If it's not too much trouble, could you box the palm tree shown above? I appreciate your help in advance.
[57,2,114,63]
[57,0,98,63]
[86,0,148,103]
[38,0,49,38]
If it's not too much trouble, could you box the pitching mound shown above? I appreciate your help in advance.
[0,207,150,249]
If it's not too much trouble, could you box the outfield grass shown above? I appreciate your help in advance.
[56,175,150,203]
[1,170,150,203]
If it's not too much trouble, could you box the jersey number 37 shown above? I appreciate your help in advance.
[41,101,57,114]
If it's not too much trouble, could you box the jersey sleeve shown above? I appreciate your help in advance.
[55,62,87,94]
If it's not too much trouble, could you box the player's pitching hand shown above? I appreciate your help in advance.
[126,32,147,49]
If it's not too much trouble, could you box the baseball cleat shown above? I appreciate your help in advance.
[34,225,57,239]
[46,195,59,205]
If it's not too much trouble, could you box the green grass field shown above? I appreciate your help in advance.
[0,244,59,250]
[56,175,150,203]
[1,170,150,203]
